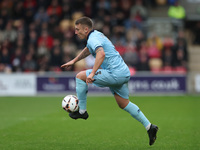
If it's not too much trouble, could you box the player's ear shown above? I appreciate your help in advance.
[84,26,89,33]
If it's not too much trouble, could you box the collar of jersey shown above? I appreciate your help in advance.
[87,29,94,40]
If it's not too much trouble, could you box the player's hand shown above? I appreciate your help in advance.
[86,72,95,85]
[61,60,75,68]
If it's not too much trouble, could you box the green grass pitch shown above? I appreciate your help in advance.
[0,95,199,150]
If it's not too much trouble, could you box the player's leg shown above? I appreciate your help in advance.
[112,84,158,146]
[72,69,114,119]
[75,69,115,114]
[76,71,88,113]
[69,71,89,120]
[114,93,151,130]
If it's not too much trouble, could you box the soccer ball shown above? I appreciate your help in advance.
[62,95,79,113]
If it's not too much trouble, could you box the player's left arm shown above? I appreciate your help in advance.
[86,47,105,84]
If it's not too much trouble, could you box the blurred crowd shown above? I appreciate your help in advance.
[0,0,188,74]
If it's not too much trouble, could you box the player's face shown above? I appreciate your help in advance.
[75,24,88,40]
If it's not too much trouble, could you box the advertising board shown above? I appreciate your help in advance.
[37,74,186,94]
[0,74,36,96]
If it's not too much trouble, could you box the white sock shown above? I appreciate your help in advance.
[146,123,151,131]
[79,109,86,114]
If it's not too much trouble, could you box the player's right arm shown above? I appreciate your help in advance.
[61,47,90,68]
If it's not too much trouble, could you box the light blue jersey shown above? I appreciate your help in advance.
[86,30,130,78]
[85,30,130,99]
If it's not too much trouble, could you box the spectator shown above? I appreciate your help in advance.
[168,0,185,31]
[34,7,49,24]
[172,38,188,69]
[176,30,187,47]
[125,0,148,30]
[14,19,27,42]
[0,39,12,50]
[168,0,185,20]
[120,0,132,19]
[161,37,174,68]
[0,0,13,15]
[23,0,37,9]
[37,55,49,72]
[130,0,148,21]
[14,38,25,52]
[61,2,73,19]
[0,7,10,29]
[62,42,76,60]
[147,34,162,58]
[147,33,163,51]
[37,30,54,50]
[0,47,10,65]
[37,40,49,58]
[27,44,37,60]
[137,42,150,71]
[11,47,25,72]
[123,43,139,68]
[28,30,38,47]
[23,0,37,24]
[1,21,17,43]
[12,1,24,20]
[137,54,150,71]
[135,30,146,51]
[111,26,126,47]
[22,53,37,72]
[110,0,120,23]
[84,0,93,18]
[162,46,173,67]
[47,0,62,17]
[126,26,143,45]
[96,0,110,11]
[49,46,63,69]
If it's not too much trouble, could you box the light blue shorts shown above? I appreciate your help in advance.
[86,69,130,99]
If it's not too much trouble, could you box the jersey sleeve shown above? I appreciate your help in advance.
[87,37,103,53]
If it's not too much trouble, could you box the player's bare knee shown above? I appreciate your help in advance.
[114,94,129,109]
[76,72,83,79]
[76,71,86,81]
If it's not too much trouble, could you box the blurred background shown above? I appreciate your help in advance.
[1,2,199,149]
[0,0,200,95]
